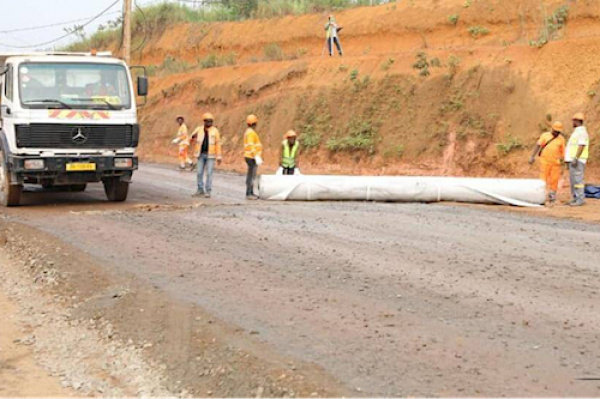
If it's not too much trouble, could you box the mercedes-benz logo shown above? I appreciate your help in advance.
[71,127,88,144]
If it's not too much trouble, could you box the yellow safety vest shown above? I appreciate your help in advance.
[282,140,299,168]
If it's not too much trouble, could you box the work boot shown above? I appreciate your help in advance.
[192,190,205,198]
[205,192,211,198]
[570,200,585,207]
[190,162,197,171]
[246,194,259,200]
[179,164,186,170]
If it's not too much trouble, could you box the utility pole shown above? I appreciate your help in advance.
[122,0,132,64]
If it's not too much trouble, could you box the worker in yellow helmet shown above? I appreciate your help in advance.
[281,130,300,175]
[172,116,191,170]
[529,121,565,204]
[192,112,222,198]
[244,114,263,199]
[565,112,589,206]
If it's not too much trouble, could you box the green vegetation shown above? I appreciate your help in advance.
[263,43,285,61]
[381,58,395,71]
[468,26,490,38]
[447,55,462,75]
[327,118,379,154]
[448,14,460,25]
[349,69,359,81]
[496,135,523,155]
[199,52,237,68]
[529,5,569,48]
[440,92,464,114]
[295,95,332,150]
[383,144,405,159]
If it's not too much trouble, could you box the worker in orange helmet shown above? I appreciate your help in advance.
[244,114,263,200]
[529,121,566,204]
[281,130,299,175]
[191,112,222,198]
[172,116,191,170]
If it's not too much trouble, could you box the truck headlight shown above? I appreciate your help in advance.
[24,159,45,170]
[114,158,133,168]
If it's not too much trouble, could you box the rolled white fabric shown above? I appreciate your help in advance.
[259,175,546,207]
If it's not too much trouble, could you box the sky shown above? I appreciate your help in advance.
[0,0,182,52]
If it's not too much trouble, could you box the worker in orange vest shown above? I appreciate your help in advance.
[244,114,263,200]
[529,121,566,204]
[172,116,191,170]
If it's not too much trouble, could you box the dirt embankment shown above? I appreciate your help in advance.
[128,0,600,179]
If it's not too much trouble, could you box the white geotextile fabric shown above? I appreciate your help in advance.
[259,175,546,207]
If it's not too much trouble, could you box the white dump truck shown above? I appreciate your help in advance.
[0,52,148,206]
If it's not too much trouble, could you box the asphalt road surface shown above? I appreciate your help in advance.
[3,164,600,397]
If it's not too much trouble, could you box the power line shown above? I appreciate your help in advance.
[0,0,121,49]
[0,11,121,35]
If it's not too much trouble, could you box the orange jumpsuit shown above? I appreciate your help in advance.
[175,123,191,167]
[537,132,565,193]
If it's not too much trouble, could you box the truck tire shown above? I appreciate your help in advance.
[67,184,87,192]
[103,178,129,202]
[0,149,22,207]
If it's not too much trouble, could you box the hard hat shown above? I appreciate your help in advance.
[285,130,297,139]
[176,115,184,121]
[246,114,258,125]
[203,112,214,121]
[572,112,585,121]
[552,121,564,133]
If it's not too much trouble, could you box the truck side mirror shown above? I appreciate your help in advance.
[137,76,148,97]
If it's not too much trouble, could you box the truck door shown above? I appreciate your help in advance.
[1,64,14,124]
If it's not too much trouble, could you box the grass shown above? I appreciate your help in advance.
[263,43,285,61]
[381,58,395,71]
[496,134,523,155]
[529,5,569,48]
[448,14,460,25]
[295,95,331,150]
[327,118,379,154]
[468,26,490,38]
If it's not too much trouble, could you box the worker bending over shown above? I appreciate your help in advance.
[565,113,589,206]
[244,114,263,200]
[529,121,565,204]
[192,113,222,198]
[325,14,343,57]
[281,130,299,175]
[173,116,192,170]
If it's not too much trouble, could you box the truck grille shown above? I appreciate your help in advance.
[15,124,138,149]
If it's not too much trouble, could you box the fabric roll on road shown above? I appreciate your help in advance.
[259,175,546,207]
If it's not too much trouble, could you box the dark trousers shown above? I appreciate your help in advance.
[328,37,343,56]
[282,167,295,175]
[245,157,257,195]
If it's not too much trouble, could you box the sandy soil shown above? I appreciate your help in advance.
[0,260,73,398]
[2,164,600,397]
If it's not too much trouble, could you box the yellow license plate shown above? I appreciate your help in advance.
[66,163,96,172]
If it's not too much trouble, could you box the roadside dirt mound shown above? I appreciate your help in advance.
[131,0,600,178]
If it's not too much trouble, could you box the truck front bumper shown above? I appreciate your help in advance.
[8,155,138,185]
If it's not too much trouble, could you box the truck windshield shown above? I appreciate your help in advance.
[19,62,131,110]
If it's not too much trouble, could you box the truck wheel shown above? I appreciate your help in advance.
[0,149,22,207]
[68,184,87,192]
[103,178,129,202]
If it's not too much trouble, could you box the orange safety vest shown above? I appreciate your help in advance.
[191,126,222,159]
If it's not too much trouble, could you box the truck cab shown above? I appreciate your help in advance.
[0,52,148,206]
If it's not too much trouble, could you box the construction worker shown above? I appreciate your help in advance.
[565,112,590,206]
[192,113,222,198]
[324,14,343,57]
[173,116,191,170]
[529,121,565,204]
[281,130,299,175]
[244,114,263,200]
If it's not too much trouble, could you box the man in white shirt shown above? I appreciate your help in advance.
[564,112,589,206]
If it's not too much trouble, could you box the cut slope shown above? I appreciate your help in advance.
[131,0,600,178]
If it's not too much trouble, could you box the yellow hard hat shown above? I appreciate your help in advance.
[203,112,214,121]
[284,130,297,139]
[572,112,585,121]
[552,121,564,133]
[246,114,258,125]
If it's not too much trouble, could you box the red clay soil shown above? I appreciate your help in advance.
[116,0,600,203]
